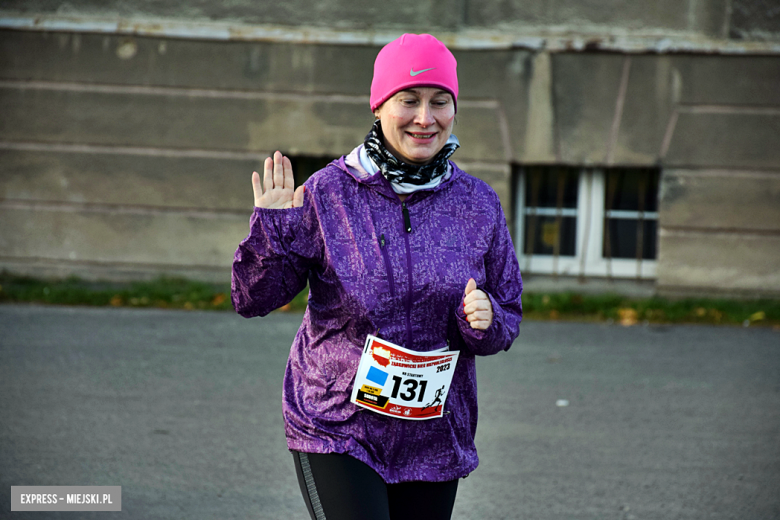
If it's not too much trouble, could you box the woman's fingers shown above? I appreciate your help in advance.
[283,185,306,209]
[252,171,263,207]
[256,151,298,209]
[464,298,491,315]
[283,156,295,191]
[292,185,305,208]
[273,151,285,190]
[463,287,493,330]
[263,157,274,192]
[464,288,489,307]
[466,310,493,330]
[468,318,491,330]
[466,310,492,321]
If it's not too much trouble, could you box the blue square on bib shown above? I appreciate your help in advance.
[366,366,389,386]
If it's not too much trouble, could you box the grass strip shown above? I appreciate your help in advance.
[1,273,777,327]
[521,292,780,327]
[0,273,235,311]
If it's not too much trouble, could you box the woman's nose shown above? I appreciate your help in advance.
[414,104,435,127]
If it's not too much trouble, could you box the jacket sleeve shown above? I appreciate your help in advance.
[231,189,321,318]
[456,196,523,355]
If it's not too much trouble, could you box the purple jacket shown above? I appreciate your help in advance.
[232,151,523,483]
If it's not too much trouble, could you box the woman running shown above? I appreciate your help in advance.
[232,33,524,520]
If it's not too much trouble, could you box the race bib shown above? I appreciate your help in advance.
[350,335,459,420]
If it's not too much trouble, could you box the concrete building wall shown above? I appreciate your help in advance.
[523,51,780,297]
[651,56,780,297]
[0,0,739,37]
[1,0,779,296]
[0,30,521,282]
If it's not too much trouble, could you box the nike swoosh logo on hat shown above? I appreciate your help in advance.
[410,67,436,76]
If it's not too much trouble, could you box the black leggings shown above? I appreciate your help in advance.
[292,451,459,520]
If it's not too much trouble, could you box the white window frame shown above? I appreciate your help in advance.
[514,167,657,279]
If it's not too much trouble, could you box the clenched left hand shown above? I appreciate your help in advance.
[463,278,493,330]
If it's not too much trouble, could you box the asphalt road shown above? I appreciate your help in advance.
[1,305,778,520]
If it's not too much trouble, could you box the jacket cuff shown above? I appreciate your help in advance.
[247,205,305,256]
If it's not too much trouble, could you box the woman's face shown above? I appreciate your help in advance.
[373,88,455,165]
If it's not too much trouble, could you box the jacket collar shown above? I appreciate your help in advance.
[338,145,461,202]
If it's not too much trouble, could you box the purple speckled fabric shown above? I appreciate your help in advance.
[232,151,523,484]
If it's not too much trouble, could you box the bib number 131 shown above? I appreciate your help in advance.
[391,376,428,402]
[350,335,459,420]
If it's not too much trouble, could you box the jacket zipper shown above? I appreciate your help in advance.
[401,202,413,349]
[402,202,412,233]
[379,233,396,298]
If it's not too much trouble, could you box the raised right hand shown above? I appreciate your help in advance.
[253,151,305,209]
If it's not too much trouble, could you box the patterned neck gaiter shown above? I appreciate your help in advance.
[363,120,459,189]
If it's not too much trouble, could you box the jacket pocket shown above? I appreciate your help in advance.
[379,233,396,298]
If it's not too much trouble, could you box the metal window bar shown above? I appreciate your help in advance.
[604,210,659,219]
[526,208,578,217]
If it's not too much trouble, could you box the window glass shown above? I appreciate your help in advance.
[524,167,579,208]
[604,220,658,260]
[523,166,579,257]
[524,216,578,256]
[515,164,661,278]
[604,169,660,260]
[605,169,659,212]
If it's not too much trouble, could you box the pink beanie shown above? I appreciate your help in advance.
[370,34,458,112]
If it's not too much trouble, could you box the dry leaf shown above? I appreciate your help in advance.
[618,308,638,326]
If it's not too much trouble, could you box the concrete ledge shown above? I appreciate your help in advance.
[522,274,656,298]
[0,30,376,95]
[660,169,780,231]
[656,283,780,300]
[0,257,233,283]
[665,110,780,169]
[0,83,374,157]
[0,148,260,210]
[657,229,780,294]
[0,207,249,268]
[0,82,510,162]
[4,13,780,53]
[672,55,780,106]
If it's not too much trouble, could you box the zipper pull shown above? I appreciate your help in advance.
[380,233,386,247]
[402,202,412,233]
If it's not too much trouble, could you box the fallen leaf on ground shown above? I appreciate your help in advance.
[618,308,638,326]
